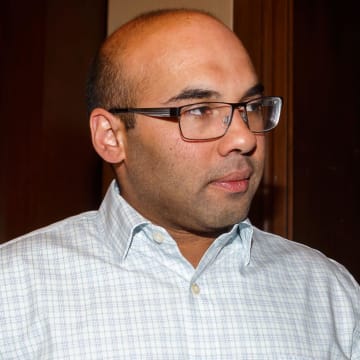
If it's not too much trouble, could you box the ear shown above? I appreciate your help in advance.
[89,108,127,164]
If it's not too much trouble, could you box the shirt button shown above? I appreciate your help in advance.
[153,232,165,244]
[191,283,200,295]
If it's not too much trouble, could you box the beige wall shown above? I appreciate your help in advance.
[107,0,233,34]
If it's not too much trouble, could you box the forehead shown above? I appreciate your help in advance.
[120,13,257,104]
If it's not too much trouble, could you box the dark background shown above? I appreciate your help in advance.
[293,0,360,280]
[1,0,359,281]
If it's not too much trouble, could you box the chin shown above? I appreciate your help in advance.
[205,208,250,231]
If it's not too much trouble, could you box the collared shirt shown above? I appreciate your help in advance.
[1,181,359,359]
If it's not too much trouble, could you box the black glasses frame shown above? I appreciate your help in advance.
[108,96,282,141]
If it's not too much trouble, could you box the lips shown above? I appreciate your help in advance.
[210,170,252,193]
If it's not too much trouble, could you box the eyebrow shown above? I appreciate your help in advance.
[164,88,221,104]
[164,82,265,105]
[241,83,265,99]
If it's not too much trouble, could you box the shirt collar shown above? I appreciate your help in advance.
[98,180,150,261]
[98,180,253,265]
[199,219,253,271]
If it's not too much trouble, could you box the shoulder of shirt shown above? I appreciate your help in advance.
[2,210,98,243]
[0,210,102,265]
[252,226,360,292]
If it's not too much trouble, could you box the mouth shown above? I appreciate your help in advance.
[210,170,252,194]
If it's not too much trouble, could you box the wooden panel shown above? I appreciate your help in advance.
[0,1,47,240]
[108,0,234,34]
[234,0,293,238]
[293,0,360,280]
[0,0,107,242]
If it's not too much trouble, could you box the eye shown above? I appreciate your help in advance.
[185,105,213,117]
[246,100,263,112]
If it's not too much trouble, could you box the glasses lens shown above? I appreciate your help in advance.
[245,97,282,133]
[179,103,232,140]
[179,97,282,140]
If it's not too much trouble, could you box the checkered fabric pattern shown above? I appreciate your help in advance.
[1,181,359,359]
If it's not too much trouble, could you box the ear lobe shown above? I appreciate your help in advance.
[90,108,126,164]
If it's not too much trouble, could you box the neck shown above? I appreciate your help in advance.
[167,229,222,268]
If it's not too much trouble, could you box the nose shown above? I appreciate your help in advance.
[217,108,257,156]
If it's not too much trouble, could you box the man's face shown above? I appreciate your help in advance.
[116,15,265,236]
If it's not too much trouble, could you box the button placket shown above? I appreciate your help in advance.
[191,282,200,295]
[153,231,165,244]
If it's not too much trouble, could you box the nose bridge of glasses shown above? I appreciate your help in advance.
[222,107,232,127]
[219,104,250,138]
[232,104,248,125]
[221,104,246,126]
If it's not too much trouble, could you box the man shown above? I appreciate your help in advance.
[1,8,359,359]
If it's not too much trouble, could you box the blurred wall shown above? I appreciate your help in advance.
[293,0,360,280]
[1,0,358,283]
[0,0,107,241]
[108,0,233,34]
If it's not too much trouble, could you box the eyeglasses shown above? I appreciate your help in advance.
[108,96,282,141]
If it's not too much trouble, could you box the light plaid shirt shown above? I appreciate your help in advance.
[1,181,359,359]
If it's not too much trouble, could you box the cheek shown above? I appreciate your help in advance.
[260,138,267,166]
[164,140,206,183]
[125,125,194,185]
[252,136,266,183]
[156,139,212,200]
